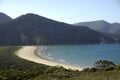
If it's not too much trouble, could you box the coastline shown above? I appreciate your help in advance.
[16,46,83,71]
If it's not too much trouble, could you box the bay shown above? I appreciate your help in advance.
[36,44,120,68]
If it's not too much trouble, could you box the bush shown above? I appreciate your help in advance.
[104,66,114,71]
[58,74,70,79]
[115,65,120,70]
[89,68,97,72]
[83,68,97,72]
[83,68,90,72]
[94,60,116,70]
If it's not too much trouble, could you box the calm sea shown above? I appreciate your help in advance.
[36,44,120,68]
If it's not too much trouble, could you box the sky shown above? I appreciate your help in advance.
[0,0,120,24]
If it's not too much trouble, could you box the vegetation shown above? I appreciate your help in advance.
[0,46,120,80]
[94,60,116,70]
[0,13,120,45]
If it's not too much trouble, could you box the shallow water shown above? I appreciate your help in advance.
[36,44,120,68]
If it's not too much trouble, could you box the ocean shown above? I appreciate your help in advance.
[36,44,120,68]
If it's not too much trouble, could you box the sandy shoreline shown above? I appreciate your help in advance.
[16,46,83,71]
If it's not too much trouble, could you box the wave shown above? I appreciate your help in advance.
[58,59,67,63]
[46,56,54,60]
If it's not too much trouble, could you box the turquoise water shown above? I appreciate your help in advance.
[36,44,120,68]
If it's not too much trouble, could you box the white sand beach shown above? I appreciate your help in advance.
[16,46,83,71]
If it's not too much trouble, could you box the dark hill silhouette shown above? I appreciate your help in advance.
[0,13,119,45]
[0,12,12,23]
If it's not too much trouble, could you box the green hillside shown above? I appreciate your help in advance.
[0,46,120,80]
[0,14,119,45]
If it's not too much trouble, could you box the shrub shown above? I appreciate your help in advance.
[83,68,97,72]
[89,68,97,72]
[94,60,116,70]
[83,68,90,72]
[104,66,114,71]
[115,65,120,70]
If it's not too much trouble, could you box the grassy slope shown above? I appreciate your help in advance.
[0,46,120,80]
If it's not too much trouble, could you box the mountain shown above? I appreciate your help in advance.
[0,13,119,45]
[74,20,120,34]
[0,12,12,23]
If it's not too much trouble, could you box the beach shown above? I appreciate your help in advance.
[16,46,83,71]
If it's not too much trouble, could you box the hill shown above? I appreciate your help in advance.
[0,12,12,23]
[74,20,120,34]
[0,13,119,45]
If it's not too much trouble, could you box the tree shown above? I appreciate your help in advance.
[94,60,116,70]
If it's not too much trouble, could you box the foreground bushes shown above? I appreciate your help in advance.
[0,46,120,80]
[0,47,78,80]
[83,60,120,72]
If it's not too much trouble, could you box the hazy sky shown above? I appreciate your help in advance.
[0,0,120,24]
